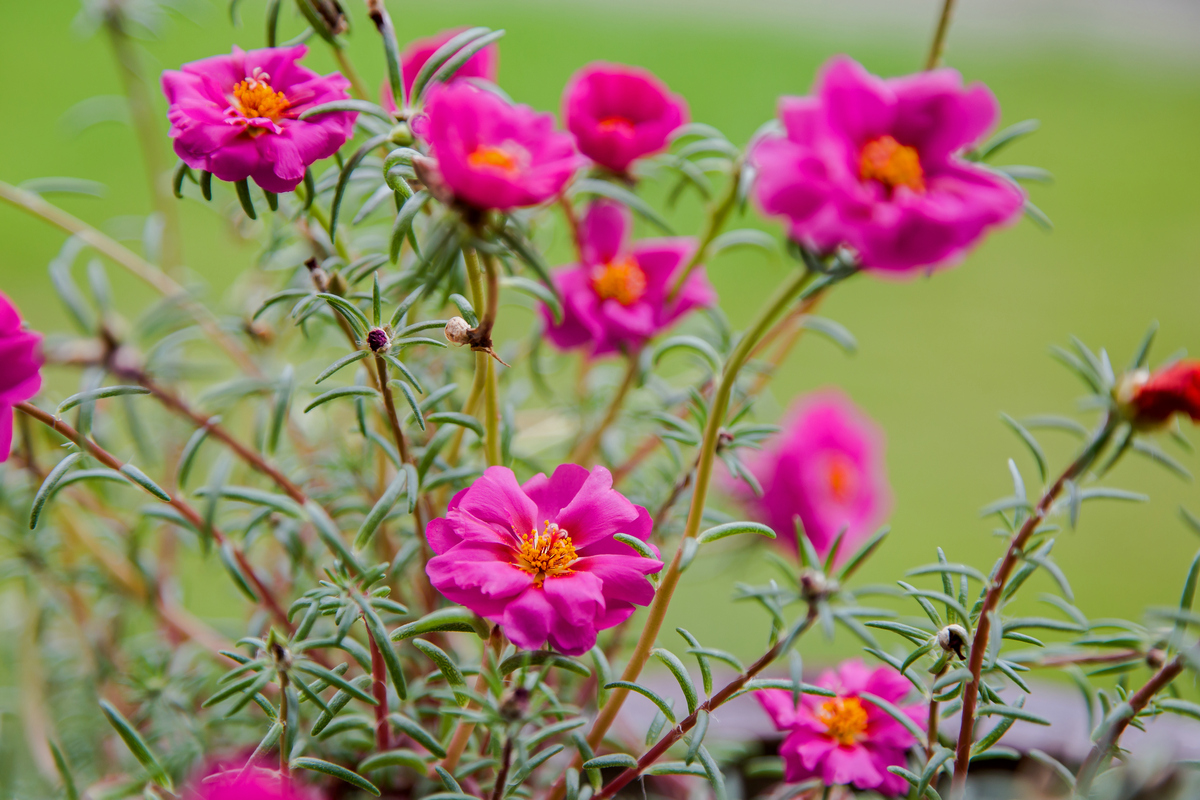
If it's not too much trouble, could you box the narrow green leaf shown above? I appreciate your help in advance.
[652,648,699,715]
[697,520,776,545]
[99,699,173,791]
[605,681,675,722]
[291,757,380,796]
[29,452,83,528]
[354,469,409,549]
[304,385,378,413]
[391,607,489,641]
[411,638,470,706]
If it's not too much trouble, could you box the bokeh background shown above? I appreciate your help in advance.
[2,0,1199,672]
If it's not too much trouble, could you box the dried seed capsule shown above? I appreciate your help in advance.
[445,316,472,346]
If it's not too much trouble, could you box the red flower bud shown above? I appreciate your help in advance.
[1124,360,1200,426]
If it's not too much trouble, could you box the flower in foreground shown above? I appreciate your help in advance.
[757,660,925,796]
[562,62,688,174]
[541,200,716,357]
[382,27,500,111]
[162,45,356,193]
[751,55,1024,274]
[418,81,583,211]
[426,464,662,655]
[741,390,889,560]
[0,292,43,463]
[1120,360,1200,427]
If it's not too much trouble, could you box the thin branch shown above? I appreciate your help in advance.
[667,159,743,301]
[568,352,641,466]
[924,0,959,70]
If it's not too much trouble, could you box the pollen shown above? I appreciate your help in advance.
[859,135,925,194]
[597,115,636,136]
[515,521,579,587]
[823,453,858,504]
[232,68,290,121]
[817,696,869,747]
[591,256,647,306]
[468,144,523,175]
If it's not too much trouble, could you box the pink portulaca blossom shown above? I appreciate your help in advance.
[0,292,43,463]
[162,45,356,193]
[384,27,499,108]
[562,63,688,174]
[418,82,584,211]
[541,200,716,357]
[741,391,889,560]
[757,660,925,796]
[186,761,319,800]
[751,55,1024,274]
[426,464,663,655]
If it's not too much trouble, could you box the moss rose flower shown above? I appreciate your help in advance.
[757,660,925,796]
[418,82,583,211]
[0,291,43,463]
[562,62,688,174]
[541,200,715,357]
[751,55,1024,274]
[162,45,357,193]
[740,390,890,561]
[426,465,662,655]
[1121,360,1200,427]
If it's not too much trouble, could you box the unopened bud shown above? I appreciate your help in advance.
[367,327,390,353]
[412,154,454,205]
[937,624,969,659]
[499,686,530,722]
[389,122,413,145]
[799,568,836,602]
[1146,647,1167,669]
[445,316,472,346]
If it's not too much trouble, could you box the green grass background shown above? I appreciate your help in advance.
[1,0,1199,664]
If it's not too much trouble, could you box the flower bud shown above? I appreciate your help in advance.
[367,327,390,353]
[412,154,454,205]
[389,122,414,146]
[445,316,472,346]
[937,624,969,659]
[799,568,837,603]
[1116,361,1200,428]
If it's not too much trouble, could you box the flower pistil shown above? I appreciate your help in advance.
[591,256,647,306]
[817,696,869,746]
[230,68,290,125]
[515,522,579,587]
[467,143,528,176]
[859,134,925,193]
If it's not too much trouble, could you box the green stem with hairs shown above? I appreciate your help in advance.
[924,0,959,70]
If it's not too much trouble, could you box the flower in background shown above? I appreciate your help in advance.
[750,55,1024,274]
[1120,360,1200,427]
[426,464,662,655]
[0,292,43,463]
[740,390,889,560]
[186,762,317,800]
[382,27,500,111]
[562,63,688,174]
[756,660,925,796]
[418,82,583,211]
[162,45,356,193]
[541,200,715,357]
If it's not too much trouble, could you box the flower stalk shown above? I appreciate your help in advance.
[568,351,641,466]
[667,159,742,301]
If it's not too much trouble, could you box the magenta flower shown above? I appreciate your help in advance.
[562,63,688,174]
[540,200,716,357]
[384,27,499,108]
[0,292,43,463]
[757,660,925,796]
[162,45,357,193]
[740,390,890,560]
[426,464,662,655]
[418,82,583,211]
[750,55,1024,274]
[186,761,319,800]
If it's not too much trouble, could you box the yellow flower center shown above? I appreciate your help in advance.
[823,453,858,504]
[817,697,869,746]
[859,135,925,193]
[591,256,647,306]
[467,144,525,176]
[597,115,636,136]
[232,69,290,122]
[515,522,578,587]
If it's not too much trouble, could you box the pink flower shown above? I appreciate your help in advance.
[541,200,716,357]
[562,63,688,174]
[186,761,319,800]
[750,55,1024,274]
[382,27,499,110]
[757,660,925,796]
[741,391,890,560]
[162,45,357,193]
[426,464,663,655]
[0,292,43,463]
[418,82,583,211]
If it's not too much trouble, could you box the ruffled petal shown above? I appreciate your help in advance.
[501,588,556,651]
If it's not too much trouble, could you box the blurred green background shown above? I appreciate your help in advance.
[1,0,1198,664]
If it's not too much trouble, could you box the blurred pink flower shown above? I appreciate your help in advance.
[750,55,1024,274]
[186,763,318,800]
[541,200,715,357]
[162,45,356,193]
[757,659,925,796]
[562,63,688,174]
[418,82,583,210]
[0,292,43,463]
[741,390,890,560]
[382,27,499,110]
[426,465,662,655]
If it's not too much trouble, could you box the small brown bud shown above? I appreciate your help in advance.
[799,568,836,602]
[367,327,390,353]
[445,316,472,346]
[937,624,969,659]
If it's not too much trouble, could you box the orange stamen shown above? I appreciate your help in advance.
[468,145,524,175]
[515,522,579,588]
[817,697,869,746]
[824,453,858,504]
[597,115,636,136]
[859,134,925,193]
[591,256,647,306]
[232,69,290,122]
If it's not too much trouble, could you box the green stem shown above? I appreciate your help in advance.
[578,266,815,755]
[484,356,501,466]
[333,47,371,100]
[667,160,742,300]
[568,352,640,466]
[924,0,959,70]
